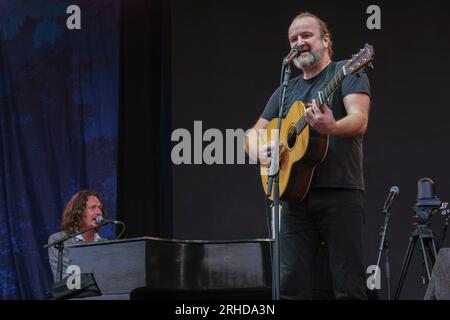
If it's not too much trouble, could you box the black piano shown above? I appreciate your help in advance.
[68,237,272,299]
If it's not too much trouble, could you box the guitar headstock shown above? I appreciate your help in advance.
[344,43,375,75]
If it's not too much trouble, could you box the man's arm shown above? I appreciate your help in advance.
[244,117,269,164]
[305,92,370,137]
[336,93,370,137]
[48,244,59,282]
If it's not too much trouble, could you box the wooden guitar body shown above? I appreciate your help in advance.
[260,100,329,202]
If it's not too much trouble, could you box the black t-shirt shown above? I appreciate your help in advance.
[261,60,371,190]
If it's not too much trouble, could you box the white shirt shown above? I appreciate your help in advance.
[75,233,101,242]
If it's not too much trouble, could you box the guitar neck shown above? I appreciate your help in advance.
[295,66,346,134]
[315,66,346,110]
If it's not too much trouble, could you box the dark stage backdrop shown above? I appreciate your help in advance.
[0,1,119,299]
[171,0,450,299]
[117,0,173,241]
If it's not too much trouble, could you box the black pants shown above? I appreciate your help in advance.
[280,188,367,300]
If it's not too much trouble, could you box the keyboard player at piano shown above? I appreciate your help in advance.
[47,190,107,281]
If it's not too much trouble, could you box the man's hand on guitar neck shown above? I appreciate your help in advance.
[305,93,370,137]
[305,100,337,135]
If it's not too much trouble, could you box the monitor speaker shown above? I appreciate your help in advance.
[424,248,450,300]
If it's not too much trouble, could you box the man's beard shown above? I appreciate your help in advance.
[293,43,325,70]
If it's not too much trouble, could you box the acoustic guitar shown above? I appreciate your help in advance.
[261,43,375,202]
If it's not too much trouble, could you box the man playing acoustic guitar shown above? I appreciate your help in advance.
[245,12,371,299]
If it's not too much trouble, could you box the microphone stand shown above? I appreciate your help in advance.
[266,60,292,300]
[43,223,111,281]
[373,205,393,299]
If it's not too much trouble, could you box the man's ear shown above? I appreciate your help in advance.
[322,33,330,49]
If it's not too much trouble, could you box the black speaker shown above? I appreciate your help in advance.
[47,273,101,300]
[424,248,450,300]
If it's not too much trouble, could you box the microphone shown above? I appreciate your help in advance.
[95,216,122,225]
[283,46,302,65]
[382,186,399,214]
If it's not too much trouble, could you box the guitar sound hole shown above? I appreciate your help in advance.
[287,127,297,148]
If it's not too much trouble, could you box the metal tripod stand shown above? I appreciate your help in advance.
[393,207,438,300]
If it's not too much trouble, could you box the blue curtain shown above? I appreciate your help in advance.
[0,1,120,299]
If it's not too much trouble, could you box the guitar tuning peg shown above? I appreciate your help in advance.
[368,62,374,69]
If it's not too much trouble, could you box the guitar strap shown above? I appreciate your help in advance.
[322,61,342,110]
